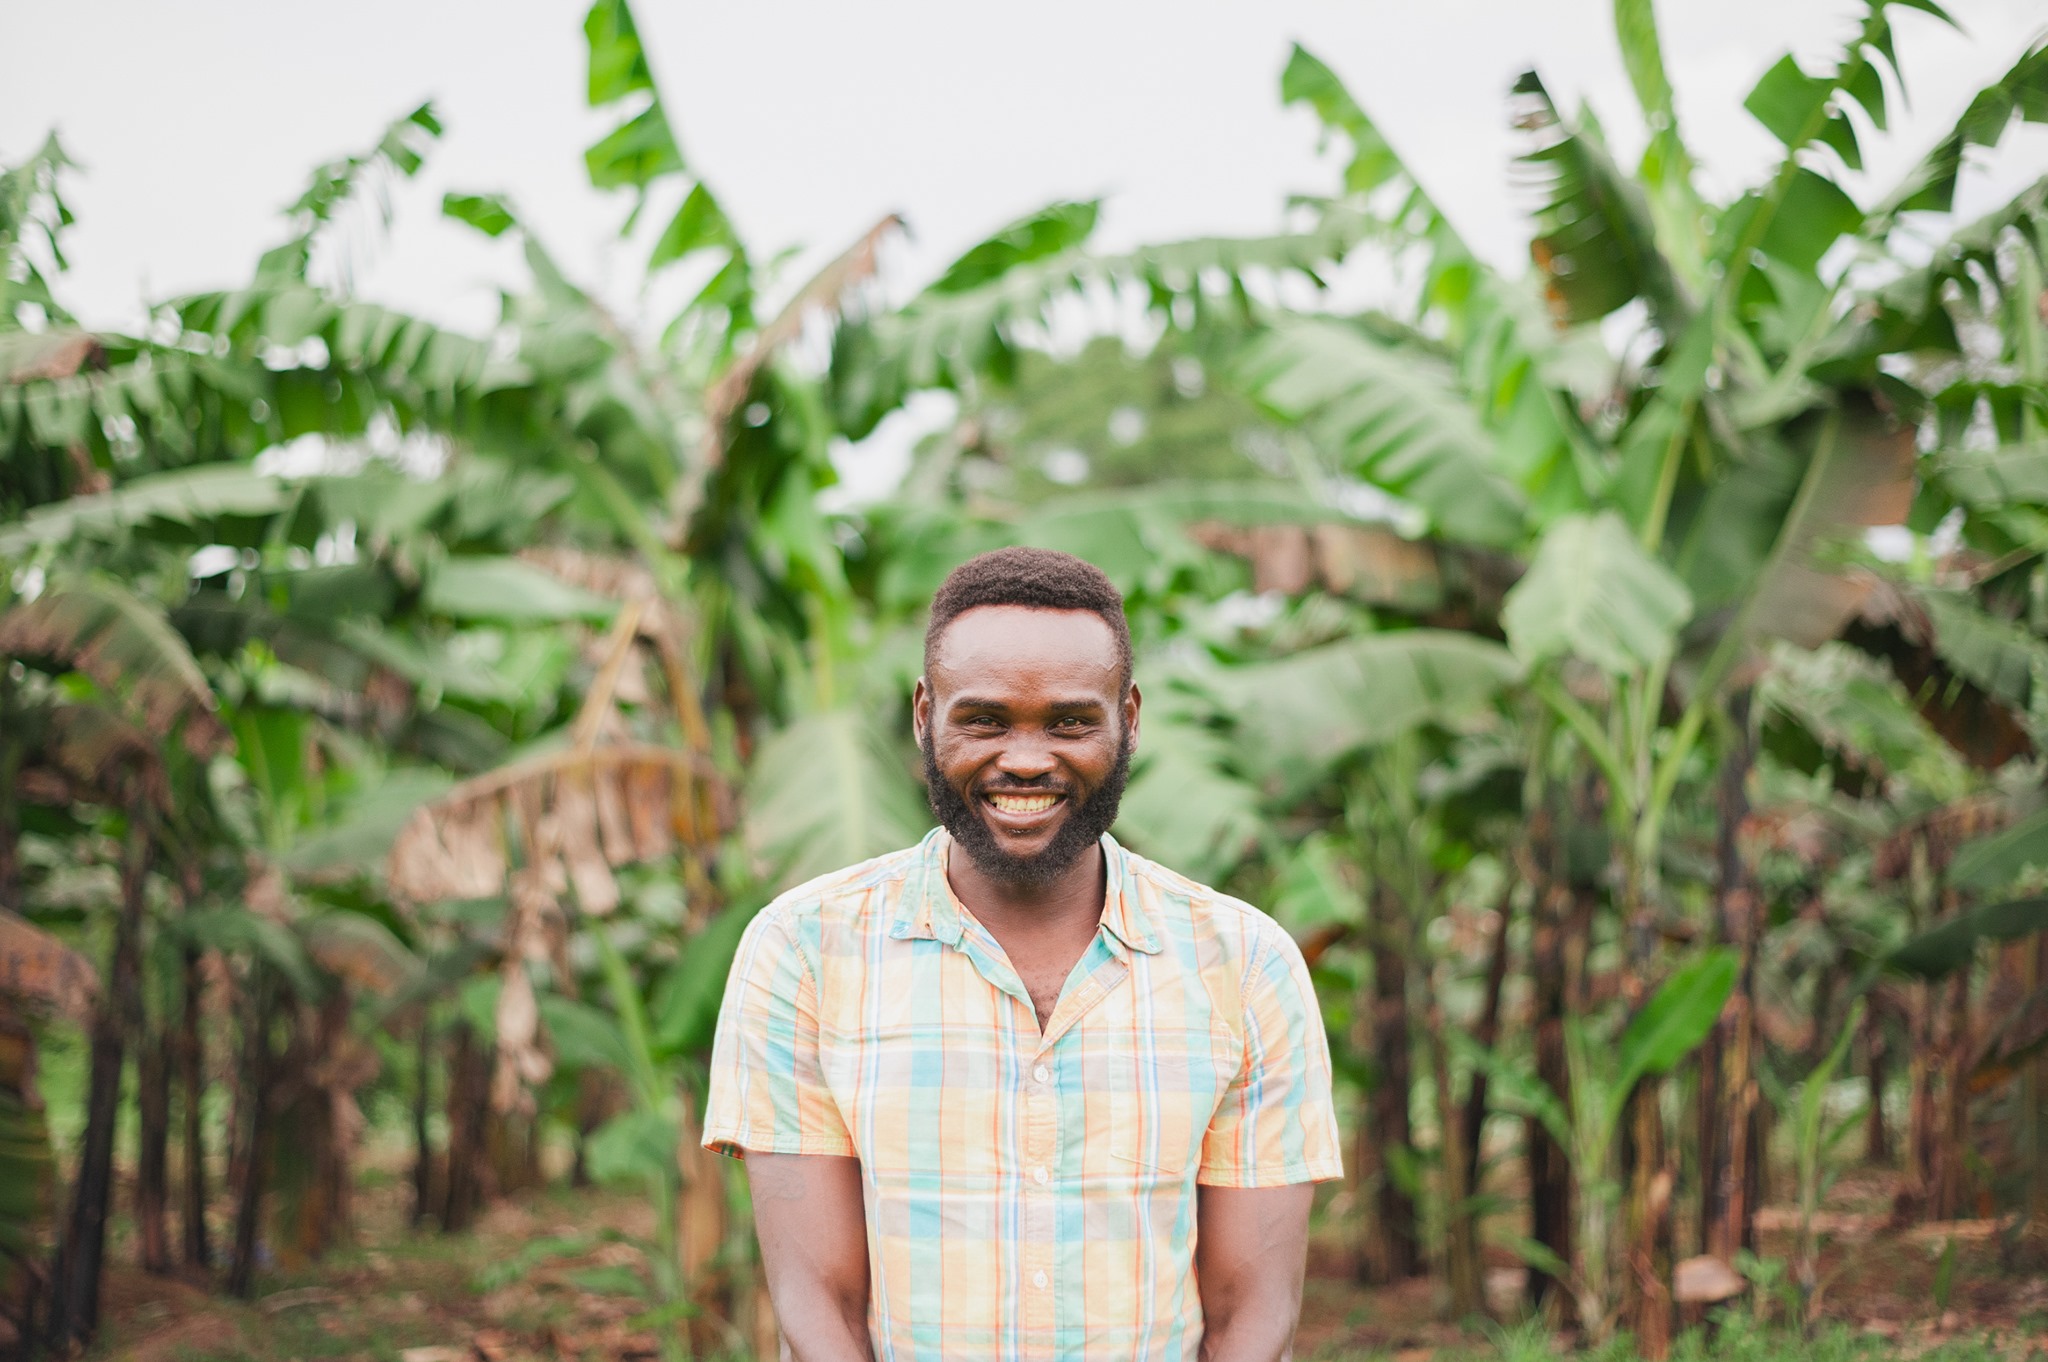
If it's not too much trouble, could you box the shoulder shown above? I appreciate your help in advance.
[744,840,927,949]
[1119,845,1302,983]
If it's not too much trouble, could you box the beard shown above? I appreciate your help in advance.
[920,730,1133,889]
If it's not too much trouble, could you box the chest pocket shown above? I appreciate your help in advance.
[1076,1019,1239,1180]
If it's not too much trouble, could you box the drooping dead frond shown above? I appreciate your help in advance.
[0,911,98,1022]
[1741,804,1841,869]
[301,914,420,996]
[0,579,232,758]
[37,705,171,811]
[1189,521,1447,609]
[1749,396,1919,650]
[384,743,725,907]
[515,546,656,603]
[1848,578,2037,770]
[0,330,104,384]
[705,214,901,434]
[384,607,730,1111]
[509,550,714,750]
[1872,794,2012,883]
[489,868,557,1114]
[676,213,903,536]
[1513,71,1686,330]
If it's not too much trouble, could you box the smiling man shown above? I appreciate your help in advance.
[704,547,1341,1362]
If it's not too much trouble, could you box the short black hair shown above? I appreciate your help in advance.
[924,547,1133,691]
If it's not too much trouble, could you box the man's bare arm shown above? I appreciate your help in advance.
[1194,1183,1316,1362]
[747,1153,873,1362]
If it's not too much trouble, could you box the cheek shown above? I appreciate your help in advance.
[931,739,991,783]
[1068,738,1123,780]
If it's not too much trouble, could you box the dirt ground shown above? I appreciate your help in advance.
[73,1166,2048,1362]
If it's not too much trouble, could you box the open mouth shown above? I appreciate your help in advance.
[983,790,1065,817]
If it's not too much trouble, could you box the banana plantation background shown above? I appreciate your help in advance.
[4,1,2048,1358]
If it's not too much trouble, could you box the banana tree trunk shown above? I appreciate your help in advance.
[1903,884,1975,1223]
[227,970,276,1299]
[411,1018,433,1229]
[1619,855,1675,1358]
[1356,888,1420,1284]
[1935,969,1974,1219]
[2028,937,2048,1230]
[0,737,20,916]
[136,1017,173,1274]
[179,947,210,1271]
[1526,878,1579,1321]
[1892,852,1957,1220]
[440,1022,492,1233]
[488,1111,542,1196]
[1428,1004,1484,1319]
[1904,974,1939,1219]
[677,1089,731,1356]
[49,820,150,1348]
[1459,887,1514,1197]
[280,990,356,1262]
[0,1002,53,1358]
[1701,692,1761,1264]
[1621,1076,1676,1358]
[1862,1003,1889,1166]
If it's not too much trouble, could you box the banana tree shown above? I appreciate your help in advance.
[0,910,95,1360]
[1236,5,2048,1349]
[2,104,632,1335]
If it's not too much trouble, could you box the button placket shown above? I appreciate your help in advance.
[1020,1040,1059,1334]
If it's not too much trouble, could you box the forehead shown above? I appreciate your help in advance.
[928,606,1121,699]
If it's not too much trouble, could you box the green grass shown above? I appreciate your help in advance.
[1317,1317,2027,1362]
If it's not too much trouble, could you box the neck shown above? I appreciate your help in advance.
[945,839,1107,939]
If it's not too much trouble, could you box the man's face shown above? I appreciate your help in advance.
[914,605,1139,889]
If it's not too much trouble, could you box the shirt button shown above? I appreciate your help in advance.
[1033,1064,1050,1083]
[1032,1270,1049,1290]
[1033,1166,1050,1185]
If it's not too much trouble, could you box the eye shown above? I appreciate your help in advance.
[1054,716,1090,731]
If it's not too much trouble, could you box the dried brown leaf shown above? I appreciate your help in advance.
[626,762,674,863]
[0,583,231,758]
[1,331,105,384]
[1872,794,2010,882]
[678,215,902,538]
[593,766,637,868]
[37,705,171,810]
[0,910,98,1020]
[1674,1254,1747,1304]
[553,776,619,917]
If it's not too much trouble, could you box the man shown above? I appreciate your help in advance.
[704,547,1341,1362]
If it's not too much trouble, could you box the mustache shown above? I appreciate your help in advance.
[979,779,1071,795]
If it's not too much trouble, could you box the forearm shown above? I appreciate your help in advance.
[1198,1292,1302,1362]
[1195,1183,1314,1362]
[748,1152,874,1362]
[768,1285,872,1362]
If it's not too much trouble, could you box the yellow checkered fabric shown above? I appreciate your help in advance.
[704,827,1342,1361]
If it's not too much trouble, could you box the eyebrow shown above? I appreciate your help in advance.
[947,697,1107,714]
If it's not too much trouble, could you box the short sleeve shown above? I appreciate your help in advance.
[702,907,855,1160]
[1197,925,1344,1187]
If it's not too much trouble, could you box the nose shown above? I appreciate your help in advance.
[994,734,1058,783]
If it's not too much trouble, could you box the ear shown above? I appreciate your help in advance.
[912,676,932,747]
[1123,682,1142,751]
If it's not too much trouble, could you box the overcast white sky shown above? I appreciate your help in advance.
[4,1,2045,342]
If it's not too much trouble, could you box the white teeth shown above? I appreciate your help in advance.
[988,793,1059,814]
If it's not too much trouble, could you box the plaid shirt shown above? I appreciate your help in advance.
[704,828,1342,1362]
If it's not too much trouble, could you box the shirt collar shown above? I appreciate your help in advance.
[890,827,1164,956]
